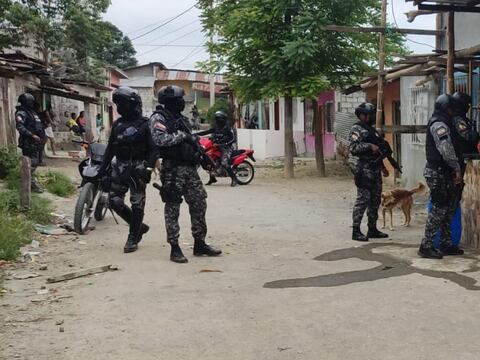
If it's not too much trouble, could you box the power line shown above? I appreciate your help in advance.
[133,19,199,46]
[137,27,204,57]
[172,47,206,68]
[131,4,196,41]
[134,44,204,47]
[390,0,435,49]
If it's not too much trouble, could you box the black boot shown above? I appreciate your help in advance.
[193,241,222,256]
[418,244,443,259]
[367,226,389,239]
[439,244,464,256]
[352,227,368,242]
[124,234,138,253]
[205,175,217,186]
[136,224,150,245]
[170,243,188,263]
[226,167,238,187]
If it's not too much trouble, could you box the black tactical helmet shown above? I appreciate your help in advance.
[157,85,185,105]
[434,94,455,113]
[354,102,376,118]
[452,92,472,113]
[112,86,142,106]
[214,110,228,124]
[18,93,36,109]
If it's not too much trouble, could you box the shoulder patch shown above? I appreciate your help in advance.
[154,122,166,131]
[457,120,468,132]
[436,126,448,137]
[350,131,360,140]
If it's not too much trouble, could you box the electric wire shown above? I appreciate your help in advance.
[171,46,206,67]
[137,27,204,57]
[131,4,196,41]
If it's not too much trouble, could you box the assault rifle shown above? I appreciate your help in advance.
[378,139,402,174]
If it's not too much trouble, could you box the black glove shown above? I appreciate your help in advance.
[144,169,152,184]
[185,133,199,145]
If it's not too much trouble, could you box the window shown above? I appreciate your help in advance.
[325,101,334,133]
[410,87,430,145]
[304,100,315,135]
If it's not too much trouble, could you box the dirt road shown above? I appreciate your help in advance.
[2,161,480,360]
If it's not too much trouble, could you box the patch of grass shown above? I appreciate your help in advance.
[39,170,76,197]
[0,211,33,261]
[30,194,54,224]
[5,167,20,191]
[0,146,20,180]
[0,189,21,213]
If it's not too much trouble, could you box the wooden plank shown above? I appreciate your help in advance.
[323,25,443,36]
[20,156,31,209]
[381,125,428,134]
[447,11,455,95]
[419,4,480,12]
[46,265,118,283]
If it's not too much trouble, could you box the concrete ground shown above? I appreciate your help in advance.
[1,159,480,360]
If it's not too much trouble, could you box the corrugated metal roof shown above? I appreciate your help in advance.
[156,69,226,84]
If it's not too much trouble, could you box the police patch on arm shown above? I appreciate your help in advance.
[436,126,448,140]
[457,120,468,133]
[350,131,360,141]
[16,115,24,124]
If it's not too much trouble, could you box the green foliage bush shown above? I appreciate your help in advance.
[0,146,20,180]
[41,171,76,197]
[0,211,33,261]
[0,190,53,225]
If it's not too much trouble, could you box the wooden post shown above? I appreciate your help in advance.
[20,156,31,209]
[313,99,326,177]
[446,11,455,95]
[468,60,473,120]
[376,0,387,131]
[284,96,294,179]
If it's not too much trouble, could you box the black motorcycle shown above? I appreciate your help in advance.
[73,140,109,234]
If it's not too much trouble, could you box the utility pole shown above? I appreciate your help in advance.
[376,0,387,131]
[209,33,216,106]
[446,11,455,94]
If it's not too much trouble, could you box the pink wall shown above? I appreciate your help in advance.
[305,90,336,158]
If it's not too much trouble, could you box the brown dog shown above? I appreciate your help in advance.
[381,182,426,230]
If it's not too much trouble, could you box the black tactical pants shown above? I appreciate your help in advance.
[352,168,382,228]
[21,146,41,190]
[160,163,207,245]
[422,176,457,248]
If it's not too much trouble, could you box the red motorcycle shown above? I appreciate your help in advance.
[199,137,256,185]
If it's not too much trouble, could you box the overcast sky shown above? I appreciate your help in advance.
[104,0,436,70]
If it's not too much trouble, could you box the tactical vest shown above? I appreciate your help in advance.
[153,109,196,165]
[354,122,383,164]
[425,112,460,169]
[16,108,44,149]
[111,116,150,161]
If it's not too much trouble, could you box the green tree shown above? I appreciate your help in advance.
[198,0,407,178]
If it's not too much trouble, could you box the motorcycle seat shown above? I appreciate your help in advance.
[232,149,246,157]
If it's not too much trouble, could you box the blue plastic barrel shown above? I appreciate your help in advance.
[427,200,462,247]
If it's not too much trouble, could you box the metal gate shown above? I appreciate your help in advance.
[410,87,431,145]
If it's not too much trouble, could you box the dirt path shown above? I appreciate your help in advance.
[2,161,480,360]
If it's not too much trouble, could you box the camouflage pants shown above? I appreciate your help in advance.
[352,168,382,228]
[160,163,207,245]
[219,146,233,169]
[109,160,147,235]
[422,176,457,248]
[22,146,40,190]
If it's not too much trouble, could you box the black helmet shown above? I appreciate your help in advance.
[113,86,142,117]
[452,92,472,113]
[18,93,35,110]
[214,110,228,126]
[434,94,455,113]
[355,102,376,118]
[113,86,142,106]
[157,85,185,105]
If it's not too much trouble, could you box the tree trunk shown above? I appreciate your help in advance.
[313,100,326,177]
[284,96,294,178]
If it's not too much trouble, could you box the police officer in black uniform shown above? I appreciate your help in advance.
[150,85,221,263]
[197,110,238,187]
[348,102,389,242]
[419,94,464,259]
[452,92,479,166]
[99,86,154,253]
[15,93,45,193]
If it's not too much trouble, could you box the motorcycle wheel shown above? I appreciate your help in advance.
[234,161,255,185]
[94,193,108,221]
[74,182,94,234]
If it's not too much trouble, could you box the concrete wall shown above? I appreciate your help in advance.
[135,87,156,117]
[439,13,480,50]
[335,90,366,114]
[400,76,438,188]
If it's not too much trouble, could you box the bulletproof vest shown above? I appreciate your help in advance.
[213,125,234,145]
[16,108,44,135]
[111,116,150,161]
[354,122,383,164]
[154,109,196,165]
[426,112,460,169]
